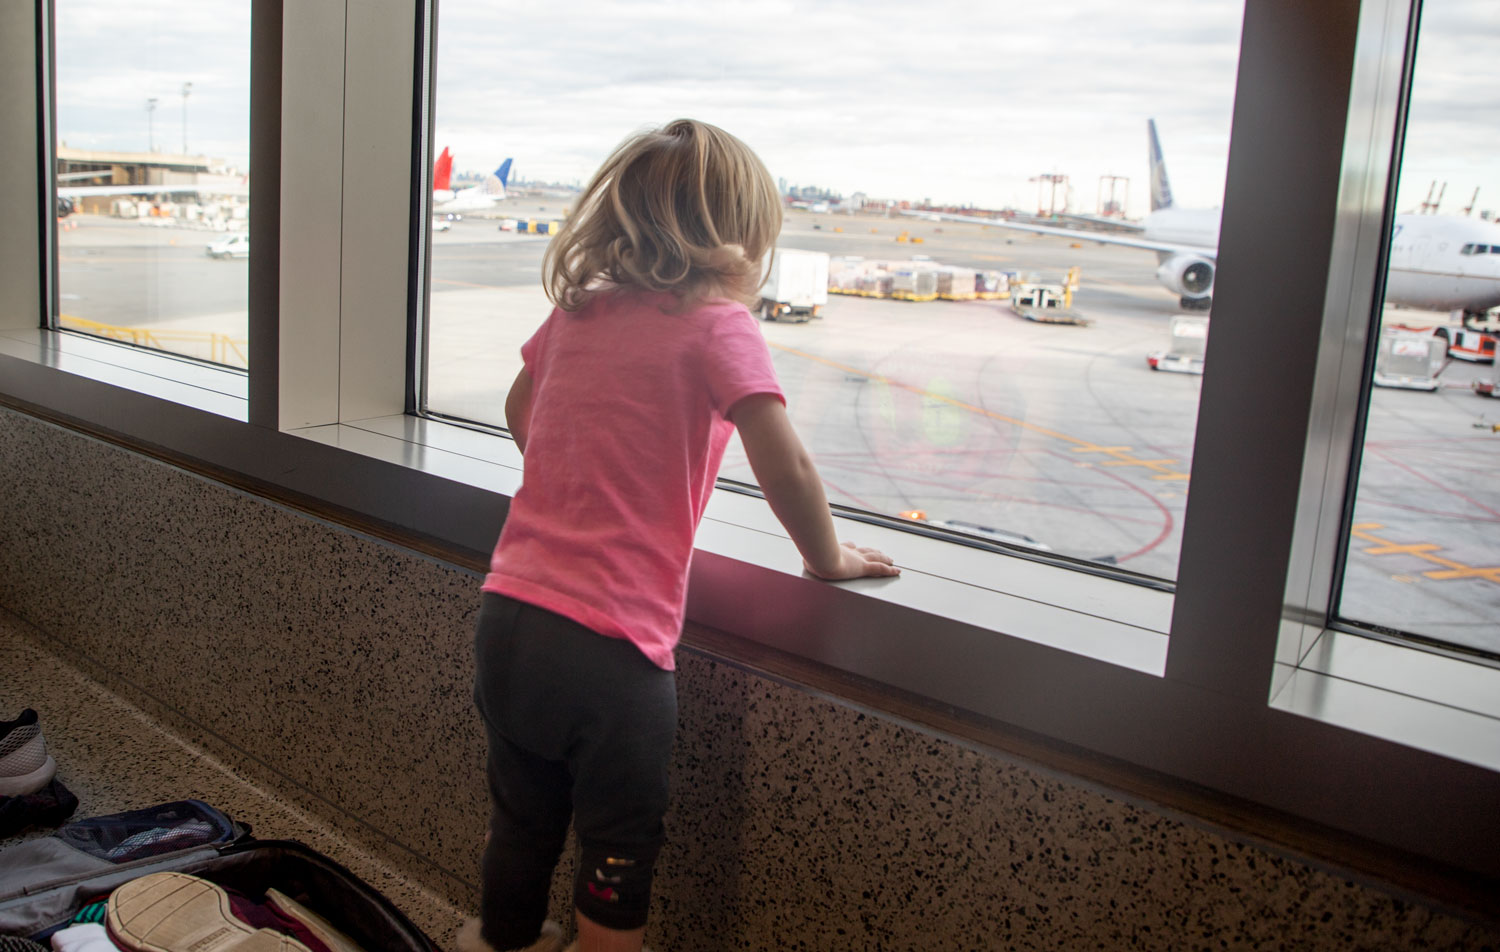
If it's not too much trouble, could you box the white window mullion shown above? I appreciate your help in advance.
[336,0,415,424]
[0,3,43,334]
[279,2,348,429]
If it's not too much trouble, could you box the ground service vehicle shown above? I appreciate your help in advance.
[759,248,829,322]
[204,234,249,259]
[1147,315,1209,374]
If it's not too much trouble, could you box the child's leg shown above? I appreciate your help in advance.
[473,594,572,951]
[565,654,676,947]
[477,595,674,949]
[481,732,571,948]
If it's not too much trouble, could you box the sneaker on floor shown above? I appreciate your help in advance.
[107,872,312,952]
[455,918,562,952]
[0,709,57,797]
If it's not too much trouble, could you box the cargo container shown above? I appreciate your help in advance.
[1372,328,1446,390]
[936,267,979,301]
[891,268,938,301]
[976,270,1011,299]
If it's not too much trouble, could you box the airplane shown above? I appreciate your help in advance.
[906,120,1500,322]
[433,151,513,217]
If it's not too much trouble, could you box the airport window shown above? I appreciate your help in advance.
[52,0,251,368]
[419,0,1245,583]
[1335,0,1500,659]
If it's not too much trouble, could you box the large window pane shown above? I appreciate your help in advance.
[1338,0,1500,655]
[53,1,251,367]
[423,1,1245,580]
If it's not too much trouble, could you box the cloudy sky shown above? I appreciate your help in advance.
[53,0,1499,219]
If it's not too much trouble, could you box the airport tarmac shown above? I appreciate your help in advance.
[51,205,1500,654]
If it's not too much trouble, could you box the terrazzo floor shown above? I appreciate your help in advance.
[0,606,470,949]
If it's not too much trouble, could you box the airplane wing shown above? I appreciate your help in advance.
[900,210,1215,260]
[57,183,249,198]
[1053,212,1146,234]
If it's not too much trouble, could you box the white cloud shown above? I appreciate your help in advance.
[48,0,1499,218]
[55,1,250,164]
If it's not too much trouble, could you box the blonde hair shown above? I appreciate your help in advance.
[543,119,783,311]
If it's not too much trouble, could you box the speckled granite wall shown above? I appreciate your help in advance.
[2,405,1496,951]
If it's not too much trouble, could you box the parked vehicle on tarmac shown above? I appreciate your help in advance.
[758,248,829,322]
[205,234,249,259]
[1389,321,1496,365]
[1147,315,1208,374]
[1434,325,1497,363]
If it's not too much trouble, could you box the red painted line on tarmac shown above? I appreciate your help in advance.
[815,475,879,513]
[1043,450,1175,564]
[807,453,1123,491]
[814,460,1161,525]
[1358,497,1500,524]
[1366,447,1500,520]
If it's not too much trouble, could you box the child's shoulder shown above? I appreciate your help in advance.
[686,295,754,325]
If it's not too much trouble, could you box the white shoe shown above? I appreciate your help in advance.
[0,709,56,797]
[455,918,563,952]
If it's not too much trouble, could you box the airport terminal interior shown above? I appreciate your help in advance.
[2,1,1499,949]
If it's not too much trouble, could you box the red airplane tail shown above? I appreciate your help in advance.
[433,147,453,192]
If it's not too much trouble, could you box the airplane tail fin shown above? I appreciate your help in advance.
[1148,119,1173,211]
[495,158,513,190]
[434,147,453,193]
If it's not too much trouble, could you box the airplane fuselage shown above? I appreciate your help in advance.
[1140,206,1221,249]
[1386,215,1500,313]
[1139,208,1500,314]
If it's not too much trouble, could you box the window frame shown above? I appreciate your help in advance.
[1,0,1498,903]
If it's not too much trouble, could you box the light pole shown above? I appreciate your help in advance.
[181,82,192,154]
[146,97,158,152]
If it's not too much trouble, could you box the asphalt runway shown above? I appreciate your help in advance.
[52,204,1500,653]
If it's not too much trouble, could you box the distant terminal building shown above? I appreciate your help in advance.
[56,147,238,215]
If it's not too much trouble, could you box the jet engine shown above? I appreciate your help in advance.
[1156,253,1215,310]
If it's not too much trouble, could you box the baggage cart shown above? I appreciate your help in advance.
[1009,282,1089,325]
[1372,328,1446,390]
[1147,315,1209,374]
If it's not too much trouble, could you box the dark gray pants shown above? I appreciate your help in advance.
[472,593,677,948]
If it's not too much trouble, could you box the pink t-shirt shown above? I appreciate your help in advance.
[482,289,784,670]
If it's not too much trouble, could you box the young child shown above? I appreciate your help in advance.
[460,118,899,952]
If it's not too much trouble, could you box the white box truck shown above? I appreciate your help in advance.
[758,248,830,322]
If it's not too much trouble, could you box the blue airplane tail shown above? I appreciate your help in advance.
[1148,119,1174,212]
[495,158,513,190]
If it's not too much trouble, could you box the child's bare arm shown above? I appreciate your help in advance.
[505,367,534,454]
[730,393,900,581]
